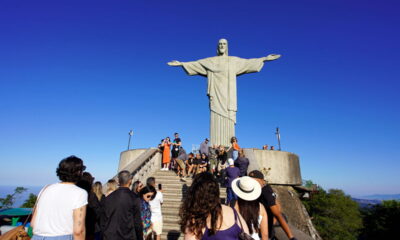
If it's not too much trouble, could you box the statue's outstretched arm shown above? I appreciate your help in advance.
[263,54,281,62]
[167,60,184,66]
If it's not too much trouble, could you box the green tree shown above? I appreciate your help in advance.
[303,188,363,240]
[0,187,27,209]
[20,193,37,208]
[360,200,400,239]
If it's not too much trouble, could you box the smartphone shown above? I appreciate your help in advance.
[158,183,162,190]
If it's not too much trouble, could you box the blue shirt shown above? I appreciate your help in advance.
[225,166,240,188]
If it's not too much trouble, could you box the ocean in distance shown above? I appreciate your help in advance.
[0,185,43,208]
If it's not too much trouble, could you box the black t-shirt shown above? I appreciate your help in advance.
[193,157,202,165]
[200,158,209,166]
[187,157,194,165]
[171,138,182,157]
[217,151,227,165]
[258,184,277,238]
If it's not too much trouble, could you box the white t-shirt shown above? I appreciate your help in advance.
[149,191,163,222]
[33,183,88,236]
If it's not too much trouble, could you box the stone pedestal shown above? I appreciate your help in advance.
[118,149,148,172]
[243,148,302,185]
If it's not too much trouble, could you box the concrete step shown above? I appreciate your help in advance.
[150,171,228,240]
[161,207,181,216]
[162,222,181,231]
[163,216,181,224]
[161,203,184,208]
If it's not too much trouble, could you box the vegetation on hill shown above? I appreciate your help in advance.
[359,200,400,240]
[0,187,27,209]
[302,186,363,240]
[301,181,400,240]
[21,193,37,208]
[0,187,37,209]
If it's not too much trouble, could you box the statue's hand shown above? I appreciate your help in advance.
[167,60,182,66]
[265,54,281,61]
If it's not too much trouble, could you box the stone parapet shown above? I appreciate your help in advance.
[243,148,302,185]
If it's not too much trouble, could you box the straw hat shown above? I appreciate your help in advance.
[232,176,262,201]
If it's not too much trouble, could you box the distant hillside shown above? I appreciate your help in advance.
[352,198,381,208]
[361,194,400,201]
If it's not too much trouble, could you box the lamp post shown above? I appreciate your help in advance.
[275,127,281,151]
[127,130,133,150]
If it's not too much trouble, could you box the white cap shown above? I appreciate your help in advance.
[228,158,234,166]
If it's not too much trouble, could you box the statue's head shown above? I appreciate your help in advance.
[217,38,228,56]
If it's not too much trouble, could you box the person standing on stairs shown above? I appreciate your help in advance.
[171,132,182,170]
[101,171,143,240]
[200,138,210,157]
[227,137,240,161]
[234,149,249,177]
[175,147,188,180]
[146,177,164,240]
[161,137,172,171]
[139,185,157,240]
[225,158,240,206]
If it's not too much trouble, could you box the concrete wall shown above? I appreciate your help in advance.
[120,148,301,185]
[243,148,302,185]
[118,149,148,172]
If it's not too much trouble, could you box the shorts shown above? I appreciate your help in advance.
[175,158,186,169]
[152,219,163,235]
[32,235,73,240]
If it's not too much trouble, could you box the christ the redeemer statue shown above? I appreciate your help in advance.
[168,39,280,146]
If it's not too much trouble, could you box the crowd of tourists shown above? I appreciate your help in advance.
[262,145,276,150]
[29,156,164,240]
[25,134,298,240]
[158,133,249,183]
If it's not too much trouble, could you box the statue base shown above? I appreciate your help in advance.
[244,148,302,185]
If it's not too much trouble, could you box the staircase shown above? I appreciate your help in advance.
[152,170,226,240]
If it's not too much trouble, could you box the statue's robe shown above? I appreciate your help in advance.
[182,55,265,146]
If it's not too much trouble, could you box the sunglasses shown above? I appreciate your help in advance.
[144,194,153,199]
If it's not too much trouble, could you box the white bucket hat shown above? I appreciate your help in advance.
[232,176,262,201]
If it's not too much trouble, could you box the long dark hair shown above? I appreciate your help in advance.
[179,172,222,238]
[237,198,260,235]
[139,185,157,200]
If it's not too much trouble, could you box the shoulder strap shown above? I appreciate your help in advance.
[24,184,51,226]
[231,207,244,231]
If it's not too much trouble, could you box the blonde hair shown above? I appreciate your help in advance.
[106,179,118,196]
[92,181,103,201]
[239,149,245,157]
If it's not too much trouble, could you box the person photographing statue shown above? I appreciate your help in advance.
[168,38,280,146]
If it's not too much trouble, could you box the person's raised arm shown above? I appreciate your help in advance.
[167,60,183,66]
[270,204,294,239]
[73,205,87,240]
[259,203,269,240]
[262,54,281,62]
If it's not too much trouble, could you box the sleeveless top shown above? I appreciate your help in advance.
[202,208,242,240]
[250,215,263,240]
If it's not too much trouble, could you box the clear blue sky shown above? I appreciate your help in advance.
[1,0,399,197]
